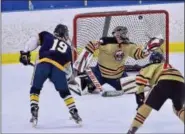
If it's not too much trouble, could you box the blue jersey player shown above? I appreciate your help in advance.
[19,24,82,126]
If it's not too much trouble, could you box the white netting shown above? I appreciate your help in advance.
[73,10,168,68]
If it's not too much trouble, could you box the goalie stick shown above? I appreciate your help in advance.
[30,53,39,85]
[102,85,151,97]
[101,86,136,97]
[85,67,102,91]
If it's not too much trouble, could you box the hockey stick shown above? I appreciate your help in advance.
[102,86,150,97]
[101,86,136,97]
[102,84,151,97]
[30,54,39,85]
[68,86,82,96]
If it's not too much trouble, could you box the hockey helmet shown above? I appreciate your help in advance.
[112,26,128,39]
[149,51,164,64]
[54,24,69,40]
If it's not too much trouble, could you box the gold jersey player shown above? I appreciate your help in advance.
[73,26,164,94]
[127,52,185,134]
[19,24,82,126]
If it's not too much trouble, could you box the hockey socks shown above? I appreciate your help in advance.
[64,95,76,110]
[128,104,152,134]
[30,93,39,106]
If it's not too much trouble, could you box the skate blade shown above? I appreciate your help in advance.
[30,118,38,127]
[69,117,83,126]
[32,120,38,127]
[76,121,82,127]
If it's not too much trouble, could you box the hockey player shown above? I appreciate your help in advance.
[73,26,164,94]
[127,52,185,134]
[19,24,82,126]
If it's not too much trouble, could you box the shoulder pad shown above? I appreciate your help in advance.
[99,37,117,45]
[38,31,53,45]
[39,31,52,37]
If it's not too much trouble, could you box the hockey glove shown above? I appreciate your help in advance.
[146,37,164,51]
[135,92,145,110]
[20,51,31,65]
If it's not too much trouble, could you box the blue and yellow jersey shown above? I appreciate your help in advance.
[38,31,72,70]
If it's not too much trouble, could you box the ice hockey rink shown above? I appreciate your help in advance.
[2,53,184,133]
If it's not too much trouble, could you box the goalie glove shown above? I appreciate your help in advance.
[19,51,31,65]
[73,48,93,73]
[146,34,164,51]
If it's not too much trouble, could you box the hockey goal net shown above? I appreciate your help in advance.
[73,10,169,71]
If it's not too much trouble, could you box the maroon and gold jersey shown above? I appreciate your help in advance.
[85,37,148,79]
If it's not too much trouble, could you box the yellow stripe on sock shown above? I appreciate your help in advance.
[64,97,75,106]
[30,94,39,102]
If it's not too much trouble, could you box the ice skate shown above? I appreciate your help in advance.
[69,108,82,125]
[30,105,39,127]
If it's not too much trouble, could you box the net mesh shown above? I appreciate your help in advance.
[73,10,168,68]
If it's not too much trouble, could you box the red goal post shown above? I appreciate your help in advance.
[72,10,169,70]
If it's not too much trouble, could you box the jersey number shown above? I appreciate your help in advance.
[51,39,68,53]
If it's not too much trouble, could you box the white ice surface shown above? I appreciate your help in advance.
[2,53,184,133]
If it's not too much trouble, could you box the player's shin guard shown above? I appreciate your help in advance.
[128,104,152,134]
[173,106,185,123]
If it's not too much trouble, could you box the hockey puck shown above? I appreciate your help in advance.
[138,15,143,20]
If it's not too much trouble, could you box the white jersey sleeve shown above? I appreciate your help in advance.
[23,35,40,52]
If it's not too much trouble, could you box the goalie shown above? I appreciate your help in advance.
[72,26,164,95]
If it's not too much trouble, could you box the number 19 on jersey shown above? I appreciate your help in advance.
[51,39,68,53]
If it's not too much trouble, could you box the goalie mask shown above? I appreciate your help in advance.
[54,24,69,41]
[112,26,128,40]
